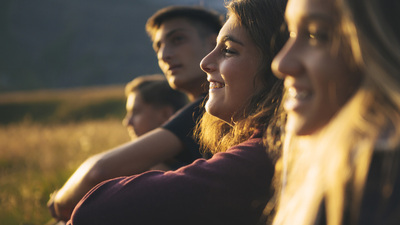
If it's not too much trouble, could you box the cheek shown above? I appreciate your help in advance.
[224,76,258,117]
[221,61,251,85]
[319,59,360,106]
[298,58,360,135]
[335,66,362,105]
[185,42,203,58]
[158,61,166,72]
[131,115,142,126]
[132,115,152,133]
[134,112,151,124]
[224,62,258,95]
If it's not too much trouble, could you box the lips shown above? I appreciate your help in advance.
[287,87,310,100]
[284,87,312,111]
[167,64,182,74]
[169,64,180,70]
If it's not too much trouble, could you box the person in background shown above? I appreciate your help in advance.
[46,74,187,225]
[48,5,223,222]
[66,0,287,224]
[122,74,188,171]
[269,0,400,224]
[122,74,188,139]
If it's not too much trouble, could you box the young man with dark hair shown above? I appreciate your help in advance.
[48,5,223,222]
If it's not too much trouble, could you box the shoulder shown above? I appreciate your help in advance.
[162,95,205,127]
[209,130,272,175]
[172,95,205,118]
[228,129,264,152]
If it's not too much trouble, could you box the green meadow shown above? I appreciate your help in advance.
[0,86,131,225]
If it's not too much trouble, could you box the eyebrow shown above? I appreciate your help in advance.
[220,35,244,46]
[287,13,334,27]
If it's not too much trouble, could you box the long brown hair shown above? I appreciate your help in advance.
[194,0,287,155]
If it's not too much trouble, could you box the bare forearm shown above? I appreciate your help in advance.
[51,128,183,220]
[52,154,103,220]
[94,129,182,176]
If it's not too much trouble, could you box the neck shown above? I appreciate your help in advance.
[182,77,208,102]
[185,88,205,102]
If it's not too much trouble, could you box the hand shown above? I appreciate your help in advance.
[47,190,59,220]
[47,189,75,221]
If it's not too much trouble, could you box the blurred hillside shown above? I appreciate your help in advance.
[0,0,225,92]
[0,85,127,125]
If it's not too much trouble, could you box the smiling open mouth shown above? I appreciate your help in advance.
[288,87,310,100]
[209,81,225,89]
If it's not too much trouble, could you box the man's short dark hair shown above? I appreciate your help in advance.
[145,5,224,41]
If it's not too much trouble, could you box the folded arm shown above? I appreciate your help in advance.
[67,134,275,225]
[50,128,183,221]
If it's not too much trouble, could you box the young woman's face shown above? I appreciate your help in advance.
[271,0,363,135]
[200,15,262,123]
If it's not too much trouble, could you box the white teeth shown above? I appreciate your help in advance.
[210,82,225,89]
[288,87,309,100]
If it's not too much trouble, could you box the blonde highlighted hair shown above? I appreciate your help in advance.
[272,0,400,224]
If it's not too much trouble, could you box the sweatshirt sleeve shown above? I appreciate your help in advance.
[67,134,274,225]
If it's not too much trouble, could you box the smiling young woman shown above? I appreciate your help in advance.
[195,0,287,155]
[270,0,400,224]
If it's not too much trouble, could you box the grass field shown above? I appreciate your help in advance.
[0,86,131,225]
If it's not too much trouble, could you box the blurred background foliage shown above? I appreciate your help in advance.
[0,86,129,225]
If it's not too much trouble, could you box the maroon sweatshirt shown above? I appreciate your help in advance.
[67,130,274,225]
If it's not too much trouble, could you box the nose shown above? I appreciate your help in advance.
[200,49,217,73]
[157,44,173,62]
[271,38,303,79]
[122,113,133,127]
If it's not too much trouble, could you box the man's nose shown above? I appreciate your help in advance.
[158,45,173,62]
[122,114,133,127]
